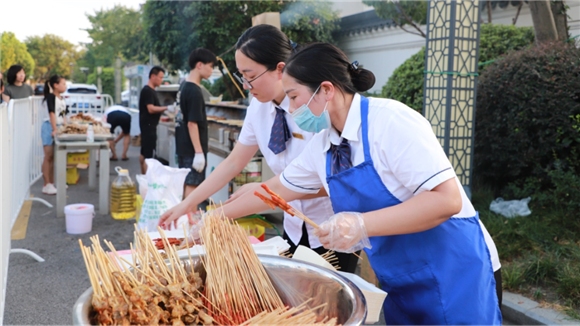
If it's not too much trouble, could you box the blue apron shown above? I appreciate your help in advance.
[325,96,501,325]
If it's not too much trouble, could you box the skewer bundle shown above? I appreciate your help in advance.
[255,184,362,261]
[79,229,211,326]
[200,209,284,324]
[241,299,337,325]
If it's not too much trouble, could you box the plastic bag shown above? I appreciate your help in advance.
[489,197,532,218]
[137,159,190,231]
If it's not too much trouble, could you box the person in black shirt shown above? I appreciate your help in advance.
[139,66,173,174]
[175,48,216,198]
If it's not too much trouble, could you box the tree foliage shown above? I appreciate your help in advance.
[25,34,80,81]
[281,1,340,44]
[1,32,35,81]
[363,1,427,37]
[143,1,339,71]
[85,5,147,62]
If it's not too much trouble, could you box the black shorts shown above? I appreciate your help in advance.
[178,155,206,186]
[108,111,131,134]
[140,127,157,158]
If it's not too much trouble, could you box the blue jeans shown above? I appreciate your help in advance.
[41,121,54,146]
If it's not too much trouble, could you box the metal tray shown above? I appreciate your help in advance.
[56,134,114,142]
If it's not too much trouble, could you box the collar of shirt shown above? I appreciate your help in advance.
[271,95,290,114]
[322,93,362,153]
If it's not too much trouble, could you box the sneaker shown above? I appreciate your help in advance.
[42,183,57,195]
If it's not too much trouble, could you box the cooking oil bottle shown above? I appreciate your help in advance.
[111,166,136,219]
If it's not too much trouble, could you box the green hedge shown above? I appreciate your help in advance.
[474,42,580,196]
[381,24,534,113]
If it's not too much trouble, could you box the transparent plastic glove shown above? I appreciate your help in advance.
[192,153,205,172]
[187,219,204,244]
[314,212,371,253]
[166,104,176,112]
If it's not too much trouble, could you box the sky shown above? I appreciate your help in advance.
[1,0,144,46]
[1,0,372,47]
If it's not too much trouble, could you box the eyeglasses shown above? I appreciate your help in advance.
[233,69,269,90]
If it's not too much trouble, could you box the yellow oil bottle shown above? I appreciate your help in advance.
[111,167,136,220]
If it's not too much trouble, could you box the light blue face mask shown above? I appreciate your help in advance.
[291,85,330,133]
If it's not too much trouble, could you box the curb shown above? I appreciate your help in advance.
[502,291,580,325]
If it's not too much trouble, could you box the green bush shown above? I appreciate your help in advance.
[381,48,425,112]
[474,42,580,193]
[505,162,580,213]
[381,24,534,113]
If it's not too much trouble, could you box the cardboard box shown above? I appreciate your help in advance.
[67,151,89,165]
[66,167,80,184]
[131,135,141,147]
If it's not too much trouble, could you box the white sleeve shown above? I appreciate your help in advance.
[380,104,456,194]
[280,134,324,194]
[237,103,257,146]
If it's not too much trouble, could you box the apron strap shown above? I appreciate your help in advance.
[360,96,372,162]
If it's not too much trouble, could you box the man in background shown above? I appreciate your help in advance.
[138,66,173,174]
[104,104,132,161]
[175,49,216,198]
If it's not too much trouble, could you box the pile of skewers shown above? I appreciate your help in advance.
[79,209,338,326]
[80,229,210,326]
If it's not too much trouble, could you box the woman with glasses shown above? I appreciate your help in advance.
[214,42,502,325]
[159,25,361,273]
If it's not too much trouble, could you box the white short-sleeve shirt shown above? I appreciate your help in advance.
[41,95,67,125]
[281,94,500,270]
[237,96,335,248]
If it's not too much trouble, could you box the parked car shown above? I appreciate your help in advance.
[121,90,130,107]
[34,83,44,95]
[62,84,103,112]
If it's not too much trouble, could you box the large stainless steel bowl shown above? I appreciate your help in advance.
[72,254,367,325]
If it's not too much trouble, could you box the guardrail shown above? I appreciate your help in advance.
[63,94,114,116]
[0,102,11,325]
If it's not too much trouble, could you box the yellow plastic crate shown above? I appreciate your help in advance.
[66,167,79,184]
[67,151,90,165]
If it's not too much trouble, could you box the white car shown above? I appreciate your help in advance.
[63,84,103,113]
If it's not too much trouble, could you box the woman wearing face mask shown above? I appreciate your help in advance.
[2,65,34,102]
[217,43,502,325]
[159,25,361,273]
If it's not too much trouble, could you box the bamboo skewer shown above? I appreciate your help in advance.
[256,184,363,261]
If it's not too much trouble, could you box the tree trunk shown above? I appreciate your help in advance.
[551,0,569,41]
[529,0,559,45]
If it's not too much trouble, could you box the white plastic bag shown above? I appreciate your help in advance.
[137,159,189,231]
[489,197,532,218]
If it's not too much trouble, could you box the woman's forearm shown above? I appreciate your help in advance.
[363,178,462,237]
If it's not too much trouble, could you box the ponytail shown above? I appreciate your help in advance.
[348,63,376,94]
[43,75,63,103]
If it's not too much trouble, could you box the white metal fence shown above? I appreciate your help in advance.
[64,94,114,116]
[0,95,117,323]
[0,102,11,326]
